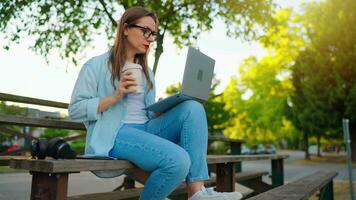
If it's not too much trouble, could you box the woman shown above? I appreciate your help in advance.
[69,6,242,200]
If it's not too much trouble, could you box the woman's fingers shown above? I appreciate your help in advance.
[122,75,136,82]
[117,72,138,95]
[154,112,162,117]
[126,88,137,94]
[122,80,137,88]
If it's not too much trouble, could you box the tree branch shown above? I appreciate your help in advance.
[98,0,117,27]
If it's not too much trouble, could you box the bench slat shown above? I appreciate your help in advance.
[9,155,288,173]
[0,115,85,130]
[246,171,338,200]
[0,116,241,142]
[68,172,262,200]
[0,93,69,109]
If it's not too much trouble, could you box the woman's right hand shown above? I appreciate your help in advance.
[112,71,137,102]
[98,71,137,113]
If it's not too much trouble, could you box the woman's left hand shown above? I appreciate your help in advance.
[154,97,163,116]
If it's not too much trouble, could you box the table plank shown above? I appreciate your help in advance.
[9,154,289,173]
[9,158,134,173]
[207,154,289,164]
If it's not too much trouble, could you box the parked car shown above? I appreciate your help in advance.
[256,144,266,154]
[0,143,20,155]
[0,144,10,153]
[241,145,250,155]
[308,145,323,155]
[265,145,276,154]
[250,144,266,154]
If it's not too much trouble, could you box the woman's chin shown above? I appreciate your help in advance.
[136,48,148,54]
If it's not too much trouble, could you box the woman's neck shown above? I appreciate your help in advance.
[125,44,136,63]
[126,54,135,63]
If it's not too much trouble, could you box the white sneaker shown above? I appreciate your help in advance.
[188,186,243,200]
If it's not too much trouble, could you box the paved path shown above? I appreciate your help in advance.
[244,150,352,183]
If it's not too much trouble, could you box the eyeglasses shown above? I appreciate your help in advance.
[128,24,157,41]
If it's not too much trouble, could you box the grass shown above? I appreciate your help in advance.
[0,166,26,173]
[287,153,355,166]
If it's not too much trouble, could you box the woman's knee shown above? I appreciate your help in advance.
[180,100,205,114]
[167,148,191,178]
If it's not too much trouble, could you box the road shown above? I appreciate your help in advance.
[0,150,352,200]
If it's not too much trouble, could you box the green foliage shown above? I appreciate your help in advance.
[41,128,70,139]
[0,101,26,115]
[0,0,275,72]
[70,140,85,152]
[222,9,301,146]
[165,82,181,95]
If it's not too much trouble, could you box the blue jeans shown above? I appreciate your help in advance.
[109,100,210,200]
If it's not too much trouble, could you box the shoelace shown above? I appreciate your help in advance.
[205,187,218,195]
[201,186,222,195]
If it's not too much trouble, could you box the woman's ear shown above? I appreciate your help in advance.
[123,23,129,36]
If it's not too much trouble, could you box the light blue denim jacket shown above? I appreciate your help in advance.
[68,51,156,169]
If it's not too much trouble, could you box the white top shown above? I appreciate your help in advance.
[122,62,148,124]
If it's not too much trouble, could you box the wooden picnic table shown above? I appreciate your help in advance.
[8,154,289,200]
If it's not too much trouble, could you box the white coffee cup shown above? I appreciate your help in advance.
[122,62,144,93]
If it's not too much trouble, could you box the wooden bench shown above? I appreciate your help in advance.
[68,171,267,200]
[1,93,288,199]
[9,154,288,200]
[208,135,243,172]
[246,171,338,200]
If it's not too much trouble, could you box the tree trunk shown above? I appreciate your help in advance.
[317,135,321,157]
[153,34,164,75]
[304,131,310,160]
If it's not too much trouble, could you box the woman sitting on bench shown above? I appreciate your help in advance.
[69,6,242,200]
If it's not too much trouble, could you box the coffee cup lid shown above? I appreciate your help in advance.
[122,62,142,71]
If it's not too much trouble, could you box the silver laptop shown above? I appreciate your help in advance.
[144,46,215,113]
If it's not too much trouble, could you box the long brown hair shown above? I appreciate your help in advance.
[109,7,158,90]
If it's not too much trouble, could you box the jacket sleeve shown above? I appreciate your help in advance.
[68,60,101,122]
[150,68,156,100]
[147,68,157,119]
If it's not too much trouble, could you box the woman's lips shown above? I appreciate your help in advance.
[144,44,149,49]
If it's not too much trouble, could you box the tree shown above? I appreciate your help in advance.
[0,0,275,73]
[222,9,302,147]
[289,0,356,159]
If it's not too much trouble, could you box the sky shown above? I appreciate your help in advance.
[0,1,312,112]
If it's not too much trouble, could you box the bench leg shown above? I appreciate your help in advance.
[239,177,273,195]
[319,180,334,200]
[216,163,235,192]
[230,142,242,172]
[30,172,68,200]
[123,176,136,189]
[271,158,284,187]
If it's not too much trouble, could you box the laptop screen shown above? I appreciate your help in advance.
[181,47,215,101]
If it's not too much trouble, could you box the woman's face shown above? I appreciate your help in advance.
[124,16,157,55]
